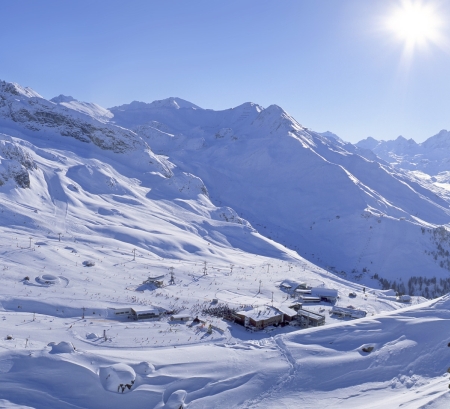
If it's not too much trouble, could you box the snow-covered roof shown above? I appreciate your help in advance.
[299,296,321,301]
[171,314,191,319]
[145,275,165,281]
[280,279,305,289]
[295,289,311,294]
[299,309,324,320]
[236,306,283,321]
[311,287,338,298]
[275,304,298,318]
[131,308,160,315]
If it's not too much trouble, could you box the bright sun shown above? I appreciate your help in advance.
[387,0,442,48]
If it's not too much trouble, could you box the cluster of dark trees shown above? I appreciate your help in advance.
[372,273,450,298]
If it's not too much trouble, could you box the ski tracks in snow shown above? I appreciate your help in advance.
[238,335,297,409]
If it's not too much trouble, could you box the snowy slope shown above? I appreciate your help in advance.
[110,98,450,293]
[4,78,450,291]
[0,255,447,409]
[0,80,448,408]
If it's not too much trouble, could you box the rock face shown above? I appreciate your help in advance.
[0,80,173,179]
[0,134,36,188]
[0,81,143,153]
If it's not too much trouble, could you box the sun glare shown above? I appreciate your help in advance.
[387,1,442,49]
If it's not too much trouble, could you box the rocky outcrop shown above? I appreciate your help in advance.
[0,135,36,188]
[0,81,144,154]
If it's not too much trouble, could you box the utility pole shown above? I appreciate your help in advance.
[58,233,61,242]
[203,261,207,276]
[103,329,107,341]
[29,237,32,248]
[271,291,274,306]
[230,264,234,276]
[132,248,136,261]
[82,307,85,319]
[267,264,271,274]
[258,279,262,294]
[169,267,175,285]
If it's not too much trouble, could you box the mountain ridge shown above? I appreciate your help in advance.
[2,79,450,295]
[356,130,450,174]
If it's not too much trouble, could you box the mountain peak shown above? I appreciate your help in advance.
[0,80,43,99]
[232,102,264,112]
[265,104,285,114]
[355,136,380,150]
[394,135,417,146]
[50,94,77,104]
[320,131,342,141]
[422,129,450,149]
[148,97,202,110]
[110,97,202,112]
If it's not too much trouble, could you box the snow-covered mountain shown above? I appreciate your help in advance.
[50,94,114,123]
[357,130,450,175]
[1,80,450,408]
[0,81,279,264]
[3,79,450,293]
[109,98,450,294]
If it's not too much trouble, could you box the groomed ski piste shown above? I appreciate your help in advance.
[0,81,449,408]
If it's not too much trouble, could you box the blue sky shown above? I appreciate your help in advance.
[1,0,449,143]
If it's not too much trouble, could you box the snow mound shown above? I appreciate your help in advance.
[99,363,136,393]
[163,390,187,409]
[86,333,99,340]
[133,361,155,375]
[47,341,75,354]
